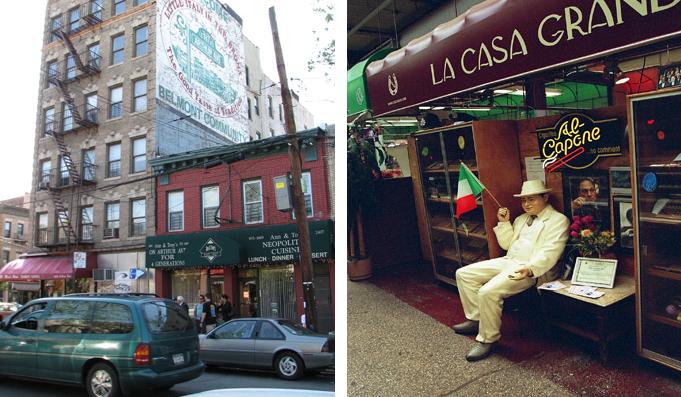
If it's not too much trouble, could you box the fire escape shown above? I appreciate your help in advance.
[37,1,104,248]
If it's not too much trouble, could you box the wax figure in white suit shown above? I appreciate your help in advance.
[452,180,569,361]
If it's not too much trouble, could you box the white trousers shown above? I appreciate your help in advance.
[455,257,535,343]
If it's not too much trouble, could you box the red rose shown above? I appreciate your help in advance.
[570,231,578,238]
[582,215,593,224]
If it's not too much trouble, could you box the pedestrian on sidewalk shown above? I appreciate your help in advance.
[194,295,205,332]
[452,180,569,361]
[200,293,218,333]
[176,295,189,315]
[217,294,233,324]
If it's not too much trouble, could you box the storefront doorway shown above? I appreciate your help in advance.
[239,275,259,318]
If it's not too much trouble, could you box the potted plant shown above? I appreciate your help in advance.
[347,126,381,280]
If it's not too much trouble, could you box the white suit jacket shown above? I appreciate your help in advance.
[492,204,569,285]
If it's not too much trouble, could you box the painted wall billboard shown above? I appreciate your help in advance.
[157,0,248,144]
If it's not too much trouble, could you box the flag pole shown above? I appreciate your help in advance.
[459,161,503,208]
[484,189,503,208]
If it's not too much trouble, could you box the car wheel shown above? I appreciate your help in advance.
[275,351,304,380]
[86,363,122,397]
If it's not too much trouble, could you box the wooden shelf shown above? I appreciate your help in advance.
[432,225,454,233]
[457,230,487,240]
[428,197,453,204]
[646,267,681,281]
[424,164,478,174]
[647,313,681,330]
[436,249,460,263]
[639,215,681,225]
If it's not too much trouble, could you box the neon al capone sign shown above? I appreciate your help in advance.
[536,113,622,170]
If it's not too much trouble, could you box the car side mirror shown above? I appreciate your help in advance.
[208,332,216,339]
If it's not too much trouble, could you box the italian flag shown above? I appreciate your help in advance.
[456,163,485,219]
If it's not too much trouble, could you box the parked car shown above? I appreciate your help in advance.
[0,294,203,397]
[199,318,334,380]
[184,388,334,397]
[0,302,21,318]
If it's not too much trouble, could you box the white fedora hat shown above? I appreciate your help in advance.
[513,180,552,197]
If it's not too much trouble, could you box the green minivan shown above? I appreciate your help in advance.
[0,294,204,397]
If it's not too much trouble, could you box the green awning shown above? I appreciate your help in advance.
[347,48,395,119]
[145,220,334,269]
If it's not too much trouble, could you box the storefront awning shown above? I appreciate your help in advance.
[0,256,90,281]
[366,0,681,117]
[145,220,334,269]
[347,48,394,119]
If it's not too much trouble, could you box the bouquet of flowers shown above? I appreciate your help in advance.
[568,214,616,257]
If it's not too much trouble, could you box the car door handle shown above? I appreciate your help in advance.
[25,339,35,344]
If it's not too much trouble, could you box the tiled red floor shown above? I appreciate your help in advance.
[369,263,681,396]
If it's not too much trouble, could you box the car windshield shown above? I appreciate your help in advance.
[143,301,193,333]
[277,319,315,336]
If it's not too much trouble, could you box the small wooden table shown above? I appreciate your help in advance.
[539,275,636,363]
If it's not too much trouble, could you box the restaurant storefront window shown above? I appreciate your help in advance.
[171,269,201,311]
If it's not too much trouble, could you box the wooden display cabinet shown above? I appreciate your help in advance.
[629,88,681,372]
[408,121,522,285]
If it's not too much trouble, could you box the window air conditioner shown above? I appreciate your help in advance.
[93,269,115,281]
[103,228,119,238]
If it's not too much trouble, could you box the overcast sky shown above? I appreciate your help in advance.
[0,0,336,201]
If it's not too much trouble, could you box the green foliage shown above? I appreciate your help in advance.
[308,0,335,77]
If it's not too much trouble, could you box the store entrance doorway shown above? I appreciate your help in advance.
[259,264,295,322]
[240,278,258,318]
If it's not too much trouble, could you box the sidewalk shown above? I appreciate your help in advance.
[347,264,681,397]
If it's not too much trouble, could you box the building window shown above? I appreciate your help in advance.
[62,103,73,132]
[292,172,314,219]
[269,128,274,137]
[279,103,283,122]
[304,141,318,161]
[254,97,260,116]
[245,65,250,87]
[88,42,100,70]
[104,202,120,239]
[202,186,219,228]
[131,137,146,173]
[59,156,70,186]
[17,223,24,239]
[131,198,146,236]
[50,15,62,42]
[66,54,77,80]
[243,180,263,224]
[3,221,11,238]
[81,206,94,241]
[43,107,55,135]
[113,0,126,16]
[85,93,98,123]
[2,250,9,265]
[167,191,184,232]
[256,131,261,140]
[90,0,103,19]
[247,98,252,120]
[56,209,69,243]
[83,148,96,181]
[111,34,124,65]
[268,96,274,118]
[134,25,148,57]
[109,85,122,118]
[37,213,49,245]
[133,78,147,112]
[134,0,148,6]
[107,142,121,177]
[46,60,58,88]
[40,159,52,187]
[68,7,80,32]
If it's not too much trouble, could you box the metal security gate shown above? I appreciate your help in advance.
[259,265,296,321]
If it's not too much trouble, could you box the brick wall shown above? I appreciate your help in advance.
[156,141,332,234]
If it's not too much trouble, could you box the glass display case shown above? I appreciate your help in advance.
[629,88,681,372]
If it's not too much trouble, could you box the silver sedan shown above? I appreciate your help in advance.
[199,318,334,380]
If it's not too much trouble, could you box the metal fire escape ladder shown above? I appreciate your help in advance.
[51,131,81,186]
[47,187,78,244]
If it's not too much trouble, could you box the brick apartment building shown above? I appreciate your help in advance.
[0,0,316,298]
[147,127,335,332]
[0,196,30,302]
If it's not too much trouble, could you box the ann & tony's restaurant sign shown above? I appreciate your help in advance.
[536,113,621,170]
[366,0,681,116]
[146,220,334,268]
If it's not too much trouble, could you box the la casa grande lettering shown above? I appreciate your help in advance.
[429,0,680,86]
[247,232,329,263]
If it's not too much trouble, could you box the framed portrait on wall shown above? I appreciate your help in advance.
[562,169,611,232]
[613,196,634,251]
[609,166,632,195]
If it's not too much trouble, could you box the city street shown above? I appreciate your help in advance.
[0,367,335,396]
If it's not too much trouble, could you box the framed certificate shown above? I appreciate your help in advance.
[571,257,618,288]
